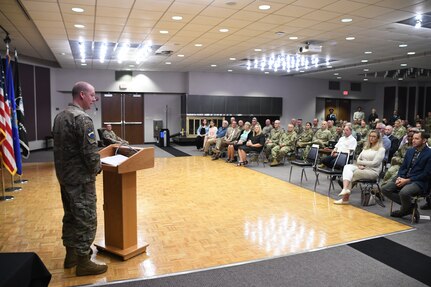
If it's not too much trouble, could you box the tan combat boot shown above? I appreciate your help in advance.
[64,246,78,268]
[76,255,108,276]
[270,159,279,166]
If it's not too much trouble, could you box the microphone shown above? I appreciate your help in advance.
[115,141,138,156]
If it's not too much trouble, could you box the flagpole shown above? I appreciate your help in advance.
[0,159,14,201]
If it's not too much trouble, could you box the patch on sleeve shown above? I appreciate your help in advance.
[87,128,96,144]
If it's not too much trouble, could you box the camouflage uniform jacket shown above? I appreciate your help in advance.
[294,125,303,135]
[279,131,297,148]
[297,129,313,144]
[267,127,283,145]
[391,143,411,166]
[425,116,431,132]
[356,126,369,139]
[103,129,122,144]
[393,126,407,139]
[313,129,332,146]
[262,125,273,137]
[328,126,337,139]
[53,103,101,185]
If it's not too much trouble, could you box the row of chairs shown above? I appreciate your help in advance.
[287,144,430,224]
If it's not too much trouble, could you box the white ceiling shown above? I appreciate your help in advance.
[0,0,430,82]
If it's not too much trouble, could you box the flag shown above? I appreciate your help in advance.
[13,50,30,159]
[0,54,17,175]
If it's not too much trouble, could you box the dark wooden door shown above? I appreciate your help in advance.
[325,99,350,123]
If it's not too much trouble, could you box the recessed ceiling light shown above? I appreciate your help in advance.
[398,78,403,81]
[172,16,183,21]
[275,31,285,36]
[195,43,203,47]
[407,51,415,55]
[334,73,339,75]
[264,71,269,74]
[337,76,342,79]
[363,68,369,72]
[363,78,368,81]
[211,64,217,67]
[299,70,305,73]
[72,7,84,13]
[74,24,85,28]
[60,52,66,55]
[259,5,271,10]
[165,62,171,65]
[81,63,87,66]
[341,18,352,23]
[129,64,135,67]
[177,54,185,57]
[219,28,229,33]
[400,63,407,67]
[225,1,237,6]
[160,30,169,34]
[229,57,236,60]
[361,59,368,63]
[399,44,408,48]
[326,65,332,68]
[254,48,262,52]
[346,36,355,40]
[364,51,372,54]
[228,69,233,72]
[289,36,298,40]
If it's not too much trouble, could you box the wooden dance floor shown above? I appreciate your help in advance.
[0,157,411,286]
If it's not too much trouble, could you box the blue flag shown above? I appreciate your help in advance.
[5,55,22,175]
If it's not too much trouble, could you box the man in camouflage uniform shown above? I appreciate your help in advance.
[262,119,273,138]
[393,119,407,140]
[304,121,332,159]
[263,120,283,162]
[331,125,344,142]
[53,81,107,276]
[327,120,337,139]
[296,122,314,160]
[270,124,297,166]
[311,118,319,134]
[295,118,304,135]
[425,111,431,133]
[102,124,128,145]
[381,131,414,186]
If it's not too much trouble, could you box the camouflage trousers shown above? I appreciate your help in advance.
[264,143,277,159]
[60,182,97,256]
[381,165,400,186]
[272,145,295,162]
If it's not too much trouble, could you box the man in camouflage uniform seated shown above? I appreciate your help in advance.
[327,120,337,139]
[425,111,431,133]
[263,120,283,162]
[304,121,332,159]
[270,124,297,166]
[102,124,128,145]
[355,120,370,155]
[393,119,407,140]
[381,131,414,186]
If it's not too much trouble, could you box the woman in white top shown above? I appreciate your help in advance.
[203,120,218,149]
[334,130,386,205]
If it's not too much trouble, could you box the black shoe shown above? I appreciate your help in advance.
[337,179,343,189]
[420,201,431,210]
[331,176,337,181]
[390,210,406,218]
[413,208,420,223]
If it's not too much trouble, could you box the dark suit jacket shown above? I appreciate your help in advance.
[388,134,400,162]
[398,146,431,193]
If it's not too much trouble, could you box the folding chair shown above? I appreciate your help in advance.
[314,151,350,195]
[355,161,386,207]
[247,150,266,167]
[289,144,319,184]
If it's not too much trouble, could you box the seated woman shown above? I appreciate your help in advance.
[334,130,386,205]
[203,120,217,154]
[195,118,208,151]
[237,124,265,166]
[226,121,252,163]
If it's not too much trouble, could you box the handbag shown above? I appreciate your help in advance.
[361,186,376,206]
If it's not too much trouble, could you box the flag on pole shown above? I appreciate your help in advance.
[13,50,30,159]
[5,55,22,175]
[0,54,17,175]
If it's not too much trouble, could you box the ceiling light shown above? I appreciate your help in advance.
[341,18,352,23]
[81,63,87,66]
[415,14,422,28]
[194,43,203,47]
[165,62,171,65]
[211,64,217,67]
[275,31,285,36]
[398,78,403,81]
[228,69,233,72]
[407,51,415,55]
[160,30,169,34]
[225,1,237,6]
[289,36,298,40]
[337,76,342,79]
[129,64,135,67]
[264,71,269,74]
[399,44,408,48]
[172,16,183,21]
[74,24,85,29]
[400,63,407,67]
[364,68,369,72]
[364,51,372,54]
[72,7,84,13]
[229,57,236,60]
[346,36,355,40]
[334,73,339,75]
[258,5,271,10]
[219,28,229,33]
[326,66,332,68]
[254,48,262,52]
[363,78,368,81]
[177,54,185,57]
[361,59,368,63]
[299,70,305,73]
[60,52,66,55]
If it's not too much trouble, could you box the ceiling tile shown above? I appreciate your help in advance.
[302,10,341,21]
[274,5,315,17]
[349,5,394,18]
[292,0,339,9]
[96,7,131,18]
[321,0,369,13]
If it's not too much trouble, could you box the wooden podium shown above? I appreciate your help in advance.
[95,144,154,260]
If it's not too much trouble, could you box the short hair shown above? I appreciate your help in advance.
[414,131,430,140]
[72,81,91,98]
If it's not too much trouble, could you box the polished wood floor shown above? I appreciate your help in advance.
[0,157,411,286]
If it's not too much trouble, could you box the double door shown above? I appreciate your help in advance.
[325,99,351,123]
[102,93,144,144]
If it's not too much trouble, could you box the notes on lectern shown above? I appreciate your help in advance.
[101,154,128,167]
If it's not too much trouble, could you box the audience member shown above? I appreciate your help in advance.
[270,124,297,166]
[334,130,386,205]
[203,120,218,156]
[368,108,379,128]
[311,118,319,134]
[226,122,252,163]
[376,122,391,162]
[296,122,313,148]
[238,119,244,131]
[320,125,357,168]
[263,120,283,162]
[353,106,365,122]
[262,119,273,137]
[393,119,407,139]
[326,108,337,122]
[102,124,128,145]
[212,120,241,160]
[425,111,431,133]
[295,118,303,135]
[196,118,208,150]
[237,124,265,166]
[385,125,400,163]
[388,110,400,125]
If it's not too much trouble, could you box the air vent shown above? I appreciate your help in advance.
[329,81,340,90]
[155,50,173,56]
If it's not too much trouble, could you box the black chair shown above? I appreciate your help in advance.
[247,150,266,167]
[289,144,319,184]
[355,161,386,207]
[314,151,350,195]
[97,128,106,147]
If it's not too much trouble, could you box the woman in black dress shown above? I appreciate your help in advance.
[237,124,265,166]
[195,118,208,150]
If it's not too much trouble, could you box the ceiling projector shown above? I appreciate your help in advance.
[298,43,322,53]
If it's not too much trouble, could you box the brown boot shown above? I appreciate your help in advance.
[270,159,279,166]
[76,255,107,276]
[64,246,78,268]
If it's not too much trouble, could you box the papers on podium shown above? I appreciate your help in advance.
[101,154,129,166]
